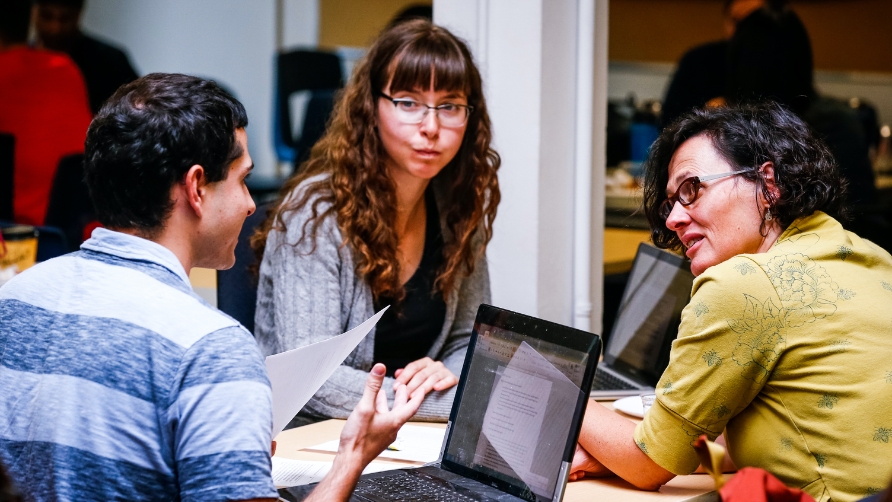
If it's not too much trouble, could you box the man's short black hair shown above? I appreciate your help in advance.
[33,0,85,10]
[0,0,32,44]
[84,73,248,233]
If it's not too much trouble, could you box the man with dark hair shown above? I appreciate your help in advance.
[660,0,788,128]
[0,0,92,226]
[33,0,139,114]
[0,73,423,501]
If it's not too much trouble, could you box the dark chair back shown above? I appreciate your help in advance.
[294,89,338,168]
[217,203,270,334]
[274,50,343,163]
[0,134,13,222]
[45,154,96,252]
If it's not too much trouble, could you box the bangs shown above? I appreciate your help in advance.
[387,37,471,95]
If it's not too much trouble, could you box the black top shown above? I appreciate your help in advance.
[661,40,728,129]
[67,32,139,114]
[373,188,447,377]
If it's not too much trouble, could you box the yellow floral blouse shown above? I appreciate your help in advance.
[634,211,892,501]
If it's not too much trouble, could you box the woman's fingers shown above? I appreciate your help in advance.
[432,373,459,391]
[393,357,434,387]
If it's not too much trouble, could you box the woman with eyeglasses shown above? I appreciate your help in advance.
[252,20,499,425]
[571,102,892,501]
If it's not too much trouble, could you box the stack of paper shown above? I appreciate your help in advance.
[272,457,399,487]
[304,425,446,463]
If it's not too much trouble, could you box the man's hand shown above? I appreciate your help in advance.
[305,363,424,502]
[393,357,458,395]
[568,444,612,481]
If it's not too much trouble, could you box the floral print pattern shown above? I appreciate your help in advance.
[729,295,785,383]
[761,253,838,327]
[818,394,839,409]
[735,262,757,276]
[694,302,709,317]
[702,350,722,367]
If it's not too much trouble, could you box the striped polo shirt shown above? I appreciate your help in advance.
[0,228,277,501]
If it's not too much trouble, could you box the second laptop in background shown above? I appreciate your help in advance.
[591,243,694,399]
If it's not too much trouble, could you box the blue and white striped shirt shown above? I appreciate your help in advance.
[0,228,277,501]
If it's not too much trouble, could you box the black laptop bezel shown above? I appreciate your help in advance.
[439,304,601,502]
[602,243,692,386]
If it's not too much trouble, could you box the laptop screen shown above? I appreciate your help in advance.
[605,244,693,385]
[442,305,600,502]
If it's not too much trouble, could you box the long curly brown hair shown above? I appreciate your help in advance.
[252,20,500,302]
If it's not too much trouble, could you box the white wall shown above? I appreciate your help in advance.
[80,0,321,177]
[436,0,604,327]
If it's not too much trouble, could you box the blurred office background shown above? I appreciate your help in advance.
[7,0,892,335]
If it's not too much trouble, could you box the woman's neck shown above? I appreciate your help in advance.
[390,166,431,237]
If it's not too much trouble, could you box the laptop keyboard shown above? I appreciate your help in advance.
[353,470,490,502]
[591,368,638,391]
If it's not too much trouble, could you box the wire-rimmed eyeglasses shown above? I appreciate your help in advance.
[659,171,742,219]
[378,92,473,128]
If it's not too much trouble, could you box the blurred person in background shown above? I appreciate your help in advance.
[33,0,139,114]
[661,0,787,129]
[723,6,887,250]
[0,0,91,226]
[724,6,878,209]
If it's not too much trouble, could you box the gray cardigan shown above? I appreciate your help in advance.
[254,175,490,422]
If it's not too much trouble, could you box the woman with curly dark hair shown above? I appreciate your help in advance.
[570,102,892,501]
[252,19,499,424]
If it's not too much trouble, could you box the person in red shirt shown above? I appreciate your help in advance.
[0,0,92,226]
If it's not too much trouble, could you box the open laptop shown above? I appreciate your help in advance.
[590,243,694,399]
[279,304,601,502]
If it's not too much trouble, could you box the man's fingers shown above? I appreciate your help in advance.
[375,386,389,414]
[392,388,425,422]
[393,382,409,407]
[362,363,387,405]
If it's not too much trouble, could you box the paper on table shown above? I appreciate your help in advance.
[305,424,446,463]
[272,457,399,487]
[266,307,389,438]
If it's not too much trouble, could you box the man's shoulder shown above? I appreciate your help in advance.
[2,251,246,349]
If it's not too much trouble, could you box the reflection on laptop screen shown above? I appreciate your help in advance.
[443,324,590,501]
[606,245,693,383]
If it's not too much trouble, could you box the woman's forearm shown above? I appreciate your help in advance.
[578,400,676,491]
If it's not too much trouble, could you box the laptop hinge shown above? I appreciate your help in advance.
[553,461,570,501]
[437,421,451,463]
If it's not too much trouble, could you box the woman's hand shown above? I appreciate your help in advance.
[568,444,613,481]
[393,357,458,395]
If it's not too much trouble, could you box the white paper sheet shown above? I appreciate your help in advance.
[266,307,389,438]
[272,457,399,487]
[305,424,446,463]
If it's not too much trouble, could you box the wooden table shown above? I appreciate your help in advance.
[273,414,720,502]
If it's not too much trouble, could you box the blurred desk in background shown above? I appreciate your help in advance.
[604,227,652,275]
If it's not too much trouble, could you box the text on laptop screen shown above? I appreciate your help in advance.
[443,324,590,501]
[606,246,692,383]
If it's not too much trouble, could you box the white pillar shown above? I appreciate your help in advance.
[435,0,606,328]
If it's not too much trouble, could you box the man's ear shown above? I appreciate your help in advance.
[183,164,207,218]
